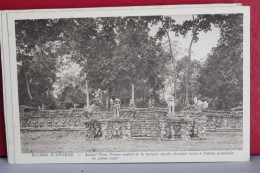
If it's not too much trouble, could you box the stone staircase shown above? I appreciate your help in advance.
[131,109,161,138]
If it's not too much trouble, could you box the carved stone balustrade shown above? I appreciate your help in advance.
[19,108,243,141]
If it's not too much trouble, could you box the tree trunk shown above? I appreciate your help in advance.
[86,79,90,108]
[191,90,194,104]
[185,36,194,106]
[185,15,198,106]
[106,88,109,109]
[131,83,135,105]
[162,16,177,101]
[24,71,33,100]
[161,64,166,99]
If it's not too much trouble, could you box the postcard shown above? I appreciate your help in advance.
[0,4,250,164]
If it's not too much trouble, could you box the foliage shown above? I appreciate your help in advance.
[175,56,202,109]
[16,19,65,108]
[16,14,244,110]
[198,14,243,109]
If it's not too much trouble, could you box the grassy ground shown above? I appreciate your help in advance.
[21,131,242,153]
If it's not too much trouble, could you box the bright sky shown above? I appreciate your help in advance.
[149,15,220,62]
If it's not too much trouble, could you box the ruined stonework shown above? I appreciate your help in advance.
[203,111,243,132]
[19,108,243,140]
[20,110,85,130]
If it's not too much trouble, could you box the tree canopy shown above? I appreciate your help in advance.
[15,14,243,110]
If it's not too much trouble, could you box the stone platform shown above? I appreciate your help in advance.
[19,108,243,141]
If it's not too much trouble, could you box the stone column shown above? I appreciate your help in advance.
[124,121,132,139]
[100,121,109,139]
[159,121,167,140]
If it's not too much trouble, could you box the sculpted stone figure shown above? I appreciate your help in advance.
[149,99,155,109]
[110,98,114,111]
[167,97,175,115]
[149,99,152,109]
[201,101,209,110]
[114,98,121,117]
[197,100,208,110]
[197,123,206,140]
[111,121,122,138]
[94,88,102,104]
[193,96,198,104]
[85,120,102,139]
[129,99,135,109]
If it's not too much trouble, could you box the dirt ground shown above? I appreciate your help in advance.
[20,130,243,153]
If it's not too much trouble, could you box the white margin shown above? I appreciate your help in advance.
[1,4,250,164]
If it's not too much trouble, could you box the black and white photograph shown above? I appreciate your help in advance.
[0,5,250,163]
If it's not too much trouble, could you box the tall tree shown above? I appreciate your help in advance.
[16,19,65,108]
[154,16,179,102]
[56,18,99,108]
[111,16,168,103]
[175,56,202,108]
[198,14,243,109]
[174,15,212,105]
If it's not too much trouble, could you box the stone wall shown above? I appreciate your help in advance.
[20,110,86,130]
[203,111,243,132]
[20,108,243,140]
[159,118,206,140]
[180,110,243,132]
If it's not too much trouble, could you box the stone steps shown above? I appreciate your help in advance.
[131,118,160,138]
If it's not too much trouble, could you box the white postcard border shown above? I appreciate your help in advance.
[3,5,250,164]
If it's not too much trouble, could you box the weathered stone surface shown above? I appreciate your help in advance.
[20,109,243,140]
